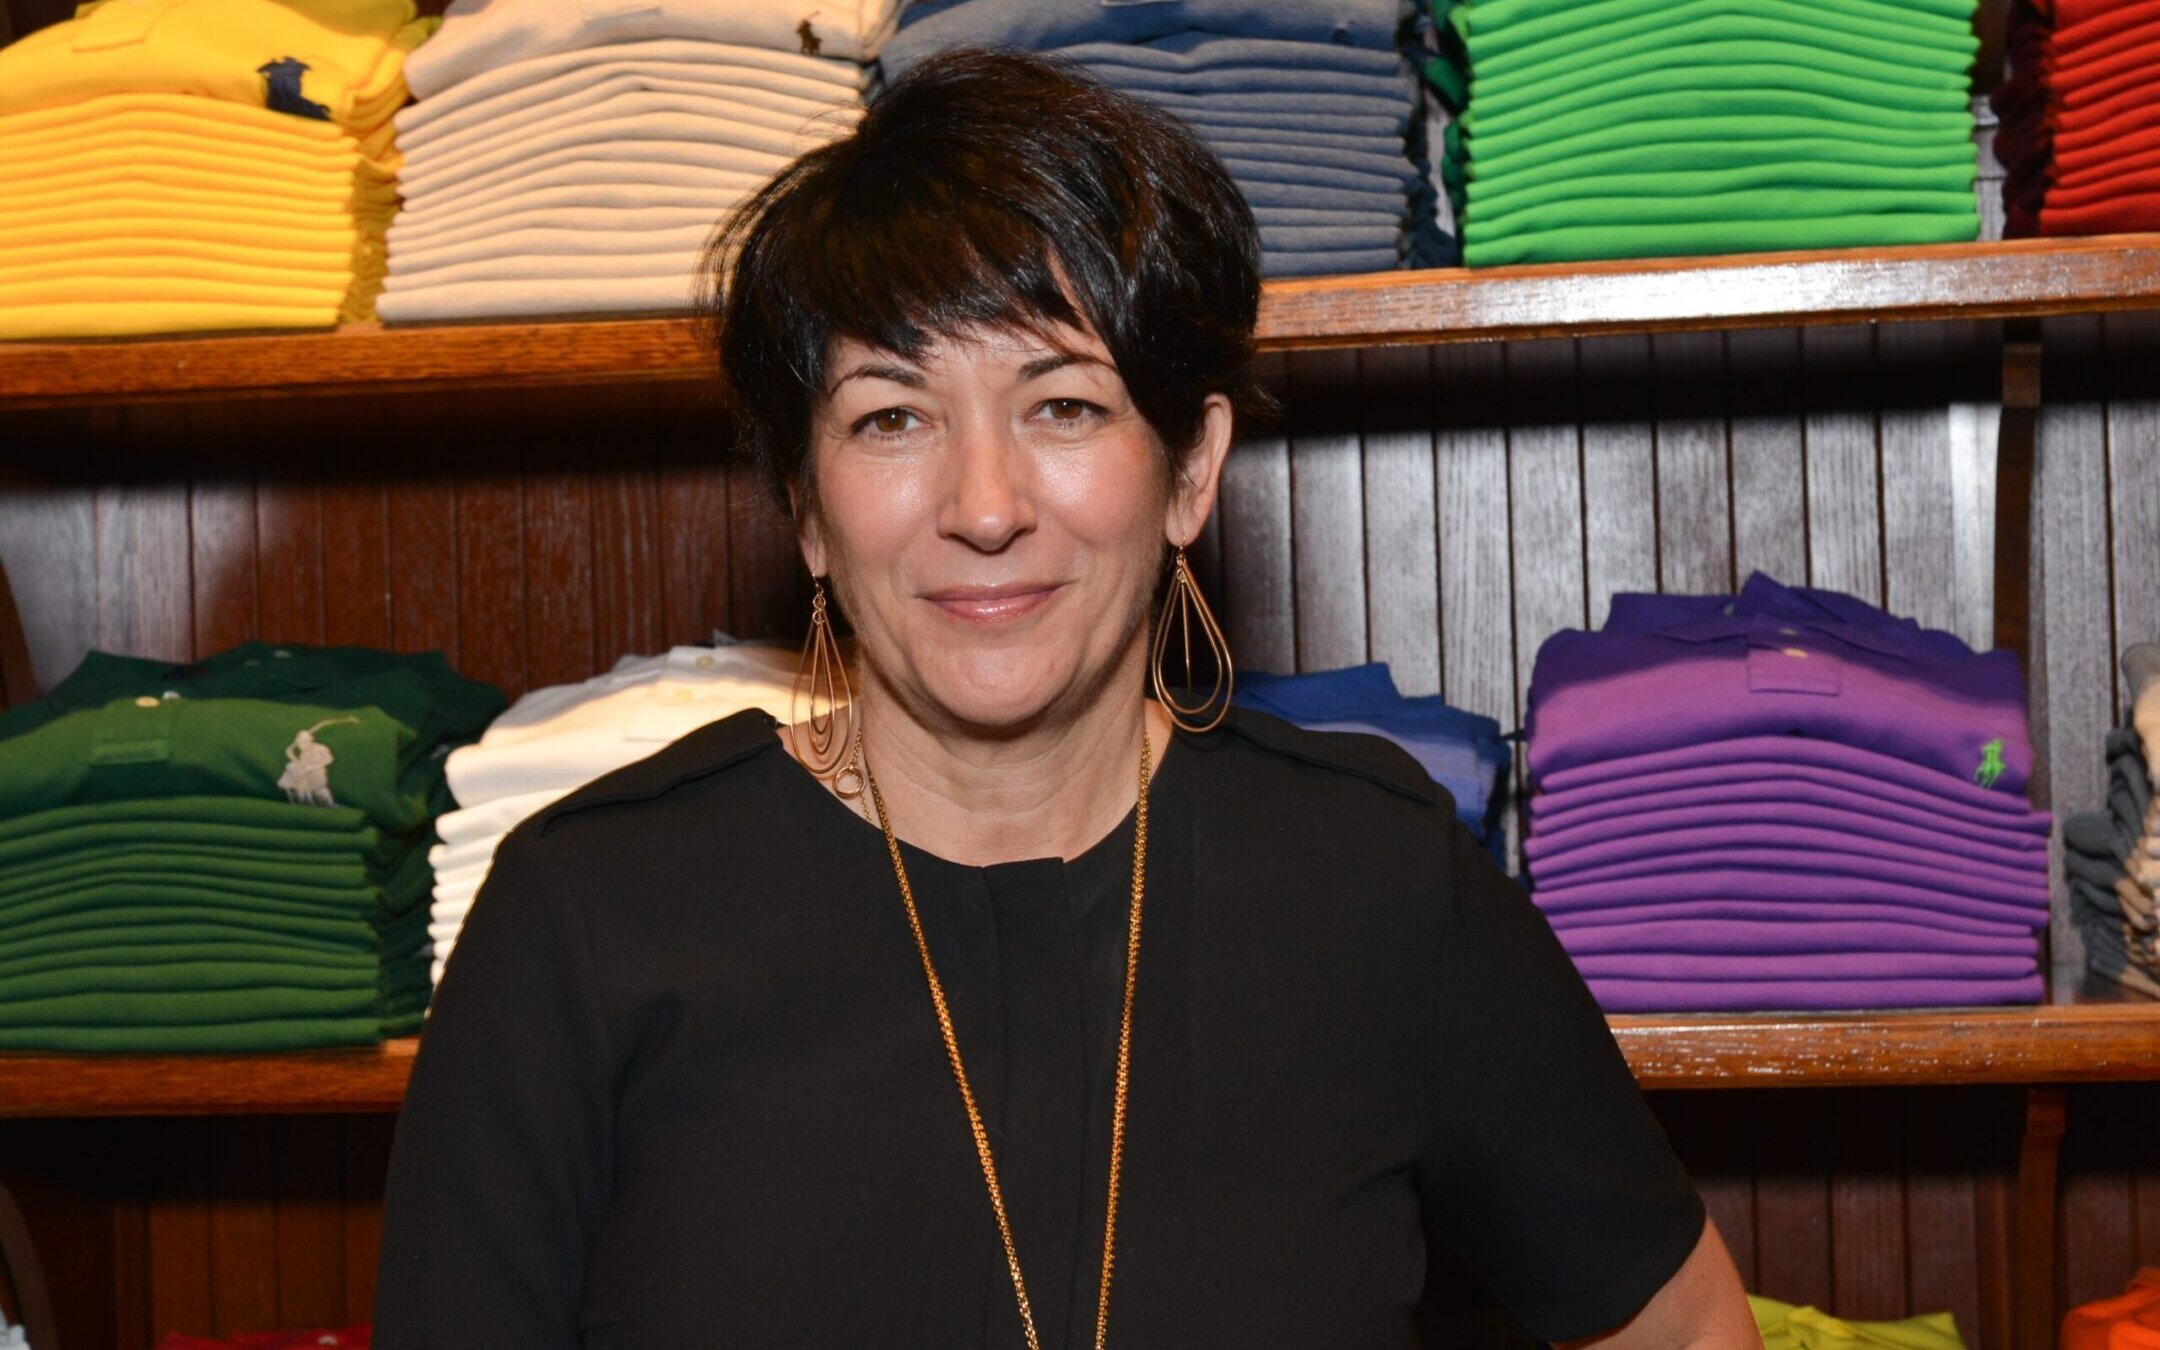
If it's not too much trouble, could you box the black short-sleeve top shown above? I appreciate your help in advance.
[374,706,1704,1349]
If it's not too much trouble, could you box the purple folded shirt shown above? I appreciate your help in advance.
[1533,735,2038,812]
[1555,917,2040,957]
[1546,898,2036,940]
[1531,771,2053,846]
[1525,801,2049,870]
[1571,949,2037,981]
[1527,827,2047,890]
[1528,614,2030,792]
[1606,573,1977,665]
[1532,866,2049,928]
[1586,974,2044,1013]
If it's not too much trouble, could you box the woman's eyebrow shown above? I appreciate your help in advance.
[1018,352,1112,381]
[829,361,924,393]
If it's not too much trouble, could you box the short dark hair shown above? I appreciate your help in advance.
[701,47,1268,516]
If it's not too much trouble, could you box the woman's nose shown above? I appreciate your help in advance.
[937,421,1036,552]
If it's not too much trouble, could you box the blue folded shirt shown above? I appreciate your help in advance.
[1235,664,1510,843]
[886,0,1412,76]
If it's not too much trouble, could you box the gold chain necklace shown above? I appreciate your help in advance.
[860,724,1152,1350]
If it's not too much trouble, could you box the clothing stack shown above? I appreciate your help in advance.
[1752,1296,1966,1350]
[1521,573,2051,1013]
[378,0,887,322]
[882,0,1457,277]
[0,0,431,339]
[1992,0,2160,236]
[430,641,795,983]
[1429,0,1982,267]
[0,643,503,1051]
[2064,643,2160,998]
[1234,664,1510,860]
[2063,1269,2160,1349]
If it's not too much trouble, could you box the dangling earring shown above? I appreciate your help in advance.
[1151,545,1233,733]
[793,578,862,798]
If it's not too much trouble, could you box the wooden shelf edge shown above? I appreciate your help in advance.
[8,236,2160,409]
[0,999,2156,1115]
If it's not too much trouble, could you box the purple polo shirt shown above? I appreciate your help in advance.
[1532,735,2038,811]
[1532,768,2054,841]
[1605,572,1976,665]
[1570,950,2038,982]
[1582,974,2043,1012]
[1525,801,2049,869]
[1558,919,2035,958]
[1531,866,2049,928]
[1549,902,2036,942]
[1527,578,2030,792]
[1528,828,2048,890]
[1543,847,2047,910]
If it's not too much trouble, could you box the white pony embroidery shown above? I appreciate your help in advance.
[278,716,362,806]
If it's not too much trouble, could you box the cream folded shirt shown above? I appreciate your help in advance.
[389,192,749,253]
[376,272,697,321]
[398,43,860,152]
[393,126,803,214]
[390,161,765,233]
[406,0,896,98]
[399,99,835,197]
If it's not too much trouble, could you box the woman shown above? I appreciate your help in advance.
[375,49,1759,1349]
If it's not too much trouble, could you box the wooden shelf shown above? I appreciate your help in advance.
[6,235,2160,410]
[1,993,2154,1116]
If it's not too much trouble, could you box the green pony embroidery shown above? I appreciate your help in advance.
[1975,739,2006,789]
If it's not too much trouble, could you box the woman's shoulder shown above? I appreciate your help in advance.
[1201,704,1455,823]
[502,708,793,861]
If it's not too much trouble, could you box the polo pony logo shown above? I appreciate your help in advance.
[258,57,331,120]
[797,14,822,55]
[279,717,361,806]
[1975,738,2007,789]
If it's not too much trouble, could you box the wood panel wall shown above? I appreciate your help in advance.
[4,320,2160,1346]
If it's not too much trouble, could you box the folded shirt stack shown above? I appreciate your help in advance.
[429,641,794,982]
[1992,0,2160,236]
[2064,642,2160,999]
[0,642,504,1052]
[1751,1295,1966,1350]
[1521,573,2050,1013]
[882,0,1457,277]
[1233,663,1510,859]
[379,0,887,322]
[0,0,433,339]
[2063,1269,2160,1350]
[1428,0,1982,266]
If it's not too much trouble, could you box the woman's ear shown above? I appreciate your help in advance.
[792,483,828,577]
[1165,393,1234,548]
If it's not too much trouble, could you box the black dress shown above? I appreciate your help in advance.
[374,707,1703,1349]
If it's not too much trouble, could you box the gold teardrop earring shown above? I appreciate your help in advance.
[1150,545,1233,733]
[792,578,863,799]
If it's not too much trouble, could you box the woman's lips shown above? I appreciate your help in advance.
[924,584,1063,624]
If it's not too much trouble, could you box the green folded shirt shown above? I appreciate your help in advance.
[0,940,382,981]
[1466,90,1973,161]
[1455,0,1975,57]
[0,1015,398,1053]
[1462,138,1978,198]
[0,694,440,832]
[0,866,428,925]
[1479,15,1978,88]
[0,909,429,967]
[0,641,506,747]
[0,901,381,953]
[1469,55,1971,127]
[1469,161,1978,222]
[1462,210,1978,266]
[0,844,427,898]
[1458,113,1975,181]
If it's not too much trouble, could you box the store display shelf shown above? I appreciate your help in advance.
[6,235,2160,410]
[1,992,2155,1116]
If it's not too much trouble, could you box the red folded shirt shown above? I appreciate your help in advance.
[2062,1270,2160,1349]
[157,1329,369,1350]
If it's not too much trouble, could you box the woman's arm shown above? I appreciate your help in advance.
[1556,1219,1762,1349]
[373,825,614,1347]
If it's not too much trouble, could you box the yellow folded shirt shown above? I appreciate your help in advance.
[0,0,430,133]
[0,90,406,162]
[5,193,392,235]
[1752,1296,1967,1350]
[0,299,343,339]
[0,227,358,266]
[8,155,386,205]
[0,254,374,293]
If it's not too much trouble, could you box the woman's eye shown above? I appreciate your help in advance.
[862,408,917,435]
[1041,399,1096,422]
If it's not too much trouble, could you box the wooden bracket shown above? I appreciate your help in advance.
[2013,1085,2068,1350]
[0,1178,57,1350]
[1993,320,2044,665]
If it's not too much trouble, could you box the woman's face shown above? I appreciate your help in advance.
[801,321,1230,734]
